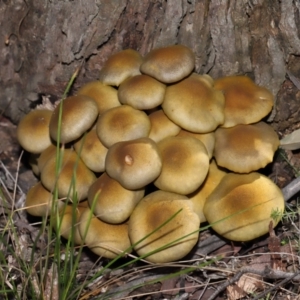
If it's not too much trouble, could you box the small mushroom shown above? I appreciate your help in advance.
[99,49,143,86]
[105,137,162,190]
[162,73,225,133]
[177,129,215,160]
[40,149,96,200]
[214,122,280,173]
[188,160,227,222]
[128,190,200,263]
[74,128,108,173]
[148,109,181,143]
[154,136,209,195]
[77,80,121,114]
[96,105,151,148]
[214,76,274,128]
[203,172,285,241]
[118,74,166,110]
[25,182,64,217]
[88,172,145,224]
[49,95,98,144]
[52,202,88,245]
[78,207,131,259]
[140,45,195,83]
[17,109,53,154]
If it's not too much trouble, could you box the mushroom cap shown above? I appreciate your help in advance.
[74,128,108,173]
[52,203,87,245]
[88,172,145,224]
[188,160,227,222]
[203,172,285,241]
[17,109,53,154]
[118,74,166,110]
[96,105,151,148]
[162,73,225,133]
[49,95,98,144]
[40,149,96,200]
[128,190,200,263]
[77,80,121,114]
[99,49,143,86]
[105,137,162,190]
[140,45,195,83]
[214,122,280,173]
[78,207,131,259]
[154,136,210,195]
[25,182,64,217]
[37,144,58,173]
[214,76,274,128]
[177,129,215,160]
[148,109,181,143]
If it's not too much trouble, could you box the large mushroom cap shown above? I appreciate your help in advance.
[25,182,64,217]
[128,190,200,263]
[78,207,131,259]
[118,74,166,110]
[77,80,121,114]
[99,49,143,86]
[140,45,195,83]
[214,122,280,173]
[162,73,225,133]
[96,105,151,148]
[203,172,285,241]
[40,149,96,200]
[105,137,162,190]
[49,95,98,144]
[88,172,145,224]
[17,109,53,154]
[214,76,274,128]
[154,136,209,195]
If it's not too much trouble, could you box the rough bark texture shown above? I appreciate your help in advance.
[1,0,300,131]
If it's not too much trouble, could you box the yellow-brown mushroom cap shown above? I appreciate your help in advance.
[118,74,166,110]
[96,105,151,148]
[40,149,96,200]
[78,207,131,259]
[77,80,121,114]
[128,190,200,263]
[74,128,108,173]
[140,45,195,83]
[49,95,98,144]
[214,122,280,173]
[162,73,225,133]
[177,130,215,160]
[188,160,227,222]
[99,49,143,86]
[88,172,145,224]
[17,109,53,154]
[154,136,209,195]
[105,137,162,190]
[203,172,285,241]
[214,76,274,128]
[25,182,64,217]
[148,109,181,143]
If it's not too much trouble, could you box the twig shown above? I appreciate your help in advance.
[282,176,300,202]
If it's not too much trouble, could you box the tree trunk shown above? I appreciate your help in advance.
[1,0,300,132]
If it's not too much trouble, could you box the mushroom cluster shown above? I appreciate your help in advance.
[18,45,285,263]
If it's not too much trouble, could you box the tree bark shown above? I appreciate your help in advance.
[1,0,300,130]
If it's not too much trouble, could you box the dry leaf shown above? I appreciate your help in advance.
[280,128,300,150]
[227,274,263,300]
